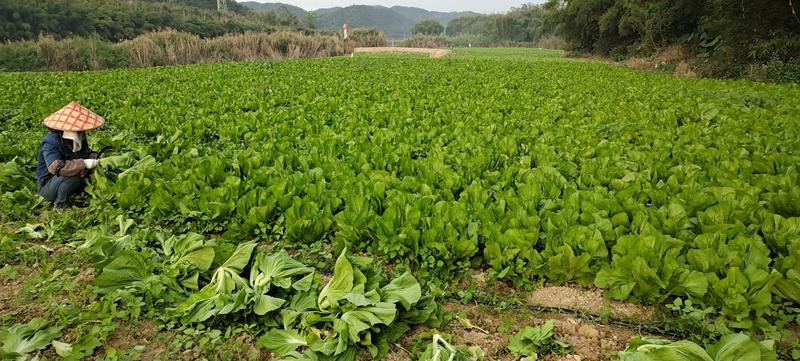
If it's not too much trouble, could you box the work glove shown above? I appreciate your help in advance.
[83,159,100,169]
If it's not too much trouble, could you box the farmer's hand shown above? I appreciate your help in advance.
[83,159,100,169]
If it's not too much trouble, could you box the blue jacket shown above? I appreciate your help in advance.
[35,131,93,188]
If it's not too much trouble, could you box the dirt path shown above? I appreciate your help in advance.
[384,301,643,361]
[380,280,663,361]
[528,286,656,322]
[353,47,452,58]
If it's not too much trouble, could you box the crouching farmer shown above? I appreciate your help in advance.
[35,102,105,208]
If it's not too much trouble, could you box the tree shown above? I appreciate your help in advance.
[411,19,443,36]
[301,12,316,30]
[446,16,495,37]
[0,0,303,42]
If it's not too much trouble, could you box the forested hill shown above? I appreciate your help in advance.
[239,2,307,17]
[243,2,477,39]
[314,6,413,39]
[0,0,301,42]
[312,5,477,39]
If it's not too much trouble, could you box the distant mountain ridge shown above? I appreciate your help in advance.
[240,2,478,39]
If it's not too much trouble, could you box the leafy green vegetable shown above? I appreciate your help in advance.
[318,250,355,311]
[0,318,61,361]
[594,234,707,303]
[256,329,308,357]
[162,233,216,289]
[380,272,422,311]
[619,338,712,361]
[4,49,800,355]
[419,333,485,361]
[250,249,314,291]
[619,333,777,361]
[93,250,154,294]
[507,320,571,360]
[176,241,257,323]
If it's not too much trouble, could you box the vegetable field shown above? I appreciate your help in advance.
[1,48,800,360]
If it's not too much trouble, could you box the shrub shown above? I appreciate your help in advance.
[0,30,347,71]
[763,57,800,84]
[0,42,38,71]
[348,28,387,48]
[399,35,450,48]
[536,36,569,51]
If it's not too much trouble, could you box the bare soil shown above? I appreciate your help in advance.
[384,301,641,361]
[576,45,698,78]
[0,264,44,324]
[106,320,167,360]
[527,285,655,322]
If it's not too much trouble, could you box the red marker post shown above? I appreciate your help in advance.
[342,23,348,39]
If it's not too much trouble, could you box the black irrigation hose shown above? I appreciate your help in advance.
[466,300,794,361]
[520,303,686,339]
[319,263,685,338]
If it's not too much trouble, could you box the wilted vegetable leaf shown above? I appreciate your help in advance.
[507,320,570,359]
[0,318,61,361]
[257,329,308,357]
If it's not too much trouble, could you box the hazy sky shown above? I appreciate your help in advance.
[249,0,543,14]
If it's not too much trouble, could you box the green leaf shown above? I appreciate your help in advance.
[257,329,307,357]
[177,242,257,323]
[0,318,61,360]
[619,337,712,361]
[318,250,354,310]
[339,303,398,343]
[508,320,570,358]
[222,241,258,272]
[293,272,315,292]
[177,246,215,271]
[93,250,152,293]
[254,294,286,316]
[379,272,422,311]
[250,250,314,290]
[164,233,215,272]
[343,291,378,307]
[707,333,775,361]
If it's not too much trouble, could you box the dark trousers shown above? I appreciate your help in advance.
[39,176,85,205]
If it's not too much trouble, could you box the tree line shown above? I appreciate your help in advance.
[441,0,799,79]
[0,0,305,42]
[445,4,556,43]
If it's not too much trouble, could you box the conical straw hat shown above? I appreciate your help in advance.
[43,101,105,131]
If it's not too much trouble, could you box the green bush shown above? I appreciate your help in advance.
[0,43,37,71]
[764,57,800,84]
[275,36,290,55]
[348,28,386,47]
[609,46,630,62]
[399,35,450,48]
[69,37,130,70]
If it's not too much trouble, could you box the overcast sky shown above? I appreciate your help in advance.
[248,0,543,14]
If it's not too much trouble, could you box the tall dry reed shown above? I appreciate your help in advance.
[1,29,369,71]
